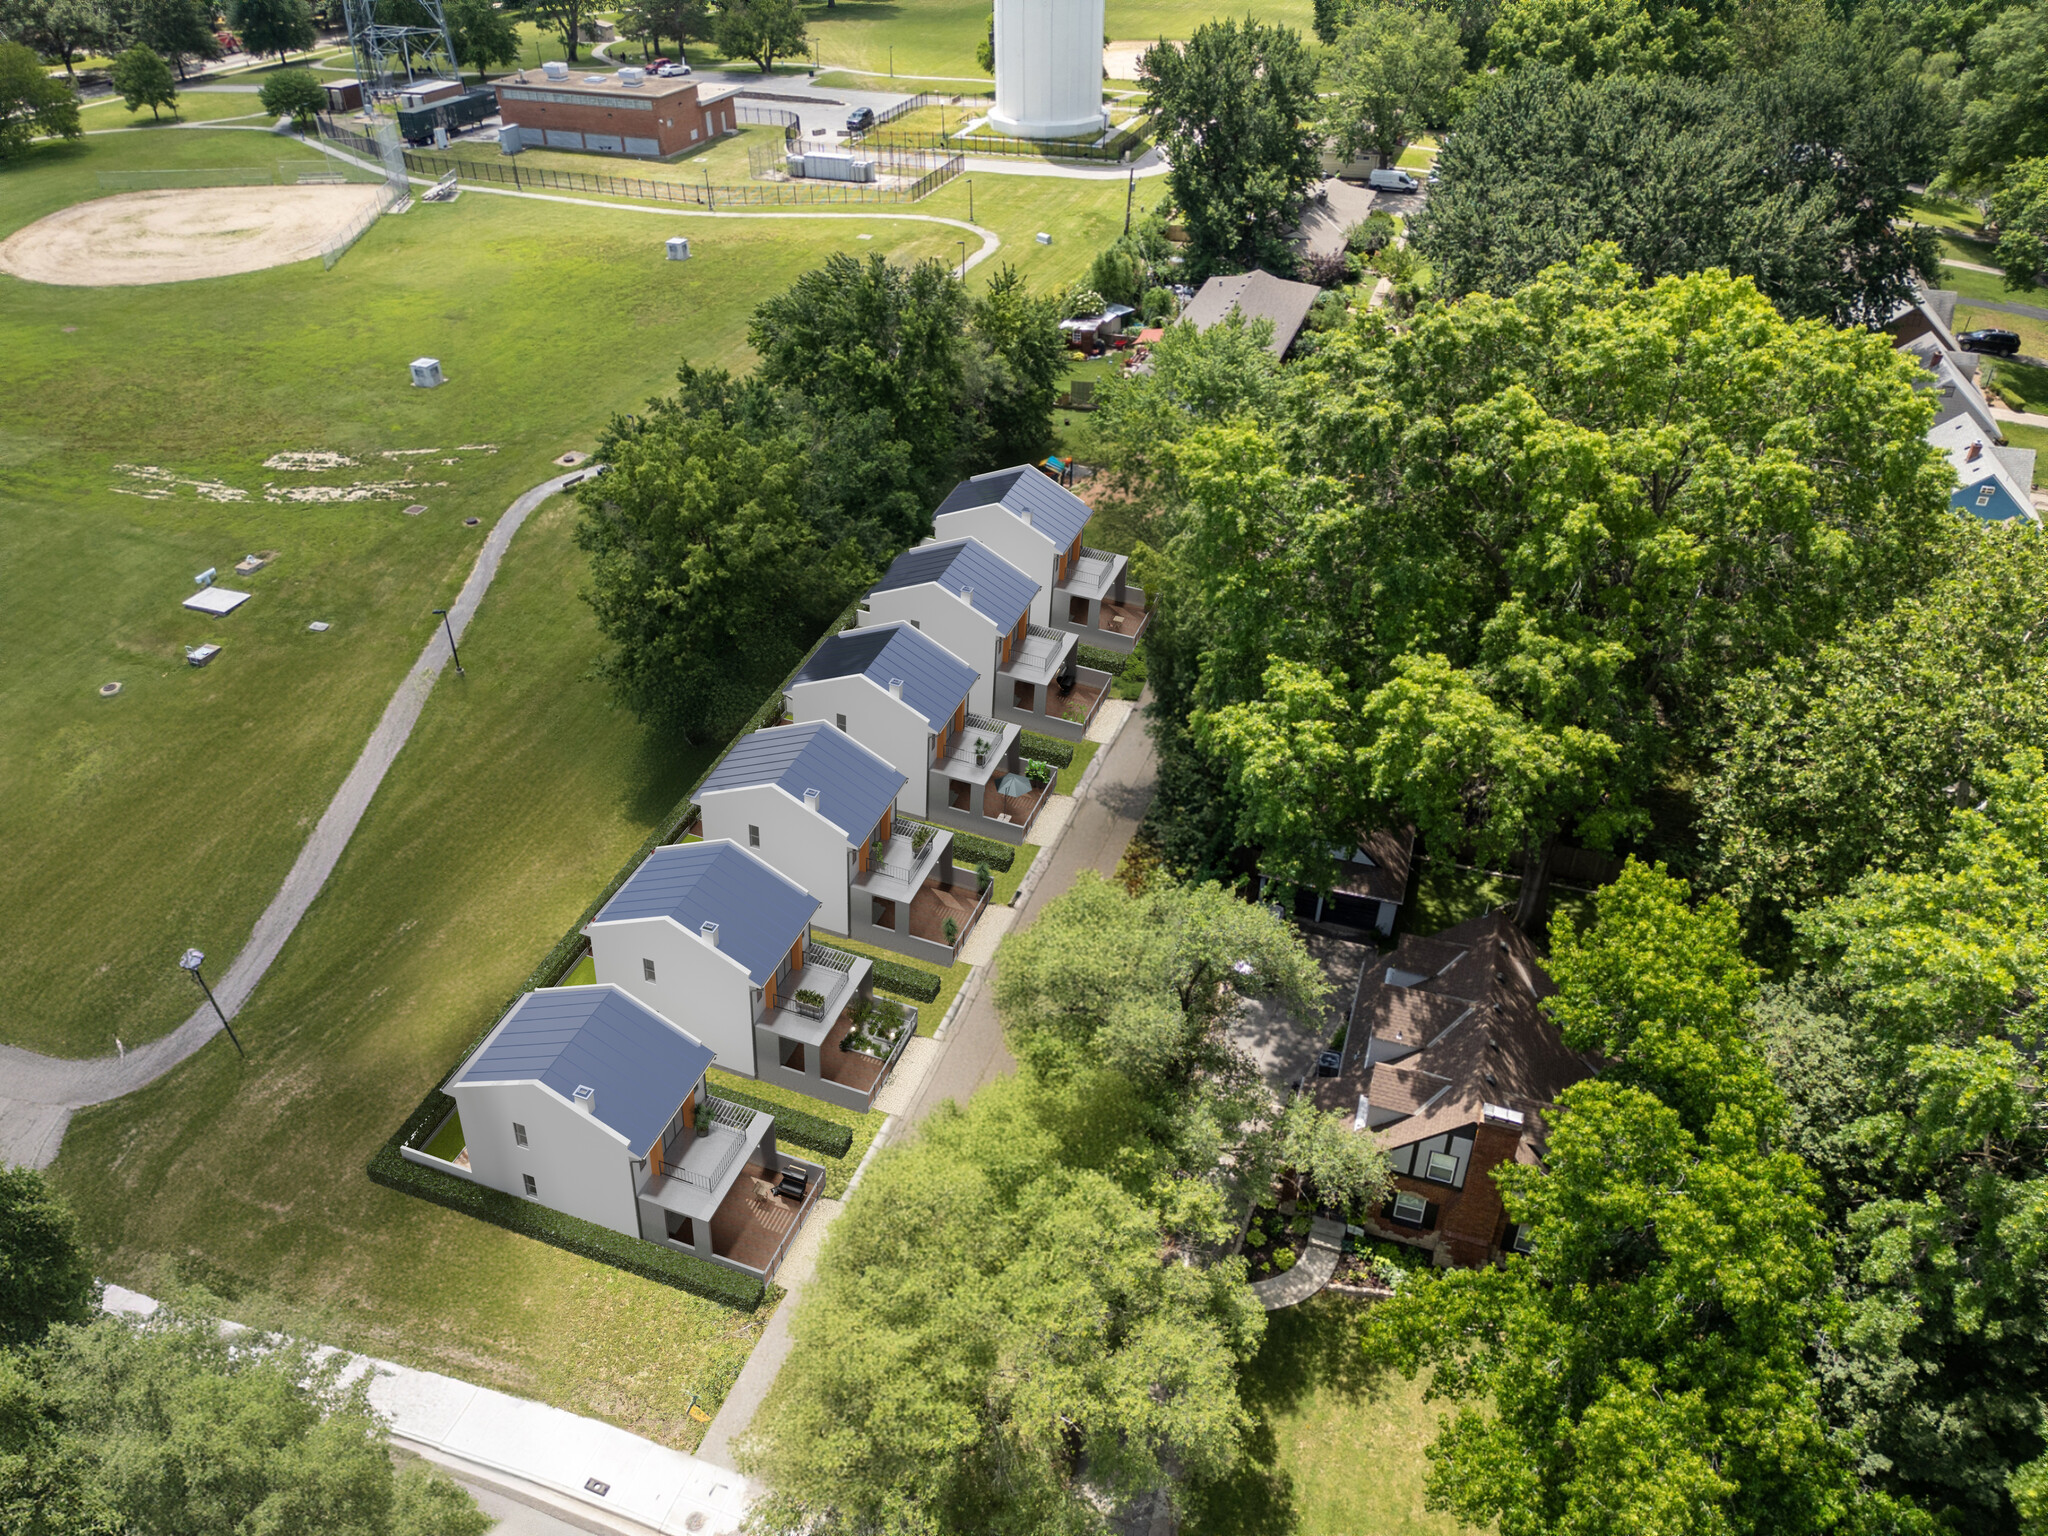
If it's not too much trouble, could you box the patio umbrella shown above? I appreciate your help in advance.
[996,772,1033,797]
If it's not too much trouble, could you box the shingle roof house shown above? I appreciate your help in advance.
[1182,269,1321,357]
[1314,910,1598,1266]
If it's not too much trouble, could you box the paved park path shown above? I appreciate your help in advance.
[0,470,587,1172]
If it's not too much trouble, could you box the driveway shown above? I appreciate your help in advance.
[1231,927,1372,1097]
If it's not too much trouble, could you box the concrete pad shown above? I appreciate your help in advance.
[957,904,1015,966]
[0,1099,71,1170]
[1085,699,1134,744]
[871,1035,939,1117]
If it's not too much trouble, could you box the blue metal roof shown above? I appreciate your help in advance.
[933,466,1093,552]
[869,538,1036,633]
[698,722,906,841]
[457,985,712,1156]
[594,841,819,985]
[791,623,975,732]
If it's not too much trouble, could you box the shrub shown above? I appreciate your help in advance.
[1301,251,1350,289]
[976,861,994,893]
[257,67,324,128]
[1273,1247,1297,1272]
[1075,644,1130,677]
[1290,1213,1313,1237]
[1347,211,1398,253]
[812,939,944,1003]
[942,916,959,944]
[795,988,826,1009]
[946,827,1018,870]
[705,1085,855,1158]
[1142,284,1177,323]
[1016,730,1075,768]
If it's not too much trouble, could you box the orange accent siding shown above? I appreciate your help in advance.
[683,1091,695,1132]
[789,938,804,974]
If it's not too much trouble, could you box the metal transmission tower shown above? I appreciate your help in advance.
[340,0,461,100]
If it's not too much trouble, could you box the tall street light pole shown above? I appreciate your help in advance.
[179,949,244,1058]
[432,607,464,675]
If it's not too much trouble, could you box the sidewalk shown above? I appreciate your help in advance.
[102,1285,752,1536]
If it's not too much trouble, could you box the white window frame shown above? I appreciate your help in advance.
[512,1121,528,1147]
[748,824,760,847]
[643,957,657,981]
[1510,1224,1536,1255]
[1391,1191,1428,1226]
[1425,1150,1459,1184]
[522,1174,537,1196]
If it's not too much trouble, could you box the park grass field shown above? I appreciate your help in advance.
[0,125,961,1060]
[1186,1296,1466,1536]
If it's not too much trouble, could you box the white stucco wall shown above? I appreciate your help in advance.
[452,1078,640,1237]
[991,0,1108,140]
[699,783,856,936]
[787,676,937,817]
[931,507,1059,626]
[858,586,1002,717]
[589,916,761,1076]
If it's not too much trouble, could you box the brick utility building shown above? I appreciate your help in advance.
[1315,910,1598,1266]
[493,67,737,159]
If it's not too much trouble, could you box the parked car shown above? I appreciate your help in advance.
[656,61,689,76]
[1368,167,1420,192]
[846,106,876,133]
[1959,328,2023,357]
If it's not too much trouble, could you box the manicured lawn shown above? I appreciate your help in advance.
[1054,739,1100,796]
[561,954,598,986]
[1186,1295,1464,1536]
[987,839,1040,906]
[1996,420,2048,478]
[1905,190,1988,237]
[50,499,771,1452]
[78,91,278,126]
[799,0,1315,84]
[0,124,961,1059]
[1985,358,2048,414]
[1941,262,2043,305]
[430,123,787,185]
[422,1107,466,1163]
[816,70,994,93]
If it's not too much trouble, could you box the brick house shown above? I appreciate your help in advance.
[1313,910,1598,1266]
[493,69,737,159]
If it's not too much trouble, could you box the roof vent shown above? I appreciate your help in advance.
[699,920,719,949]
[542,59,568,79]
[803,788,821,813]
[959,584,973,605]
[572,1084,596,1114]
[619,65,645,86]
[1019,508,1032,528]
[888,678,904,700]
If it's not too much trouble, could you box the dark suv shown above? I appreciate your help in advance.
[1959,328,2022,356]
[845,106,876,134]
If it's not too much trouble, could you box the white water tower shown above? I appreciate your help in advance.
[990,0,1108,141]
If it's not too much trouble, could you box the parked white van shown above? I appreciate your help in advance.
[1368,167,1420,192]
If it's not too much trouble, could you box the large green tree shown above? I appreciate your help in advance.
[1415,37,1945,326]
[3,0,109,76]
[111,41,174,117]
[1175,249,1951,923]
[0,38,80,157]
[1367,862,1923,1536]
[1487,0,1731,77]
[1777,751,2048,1529]
[125,0,221,77]
[710,0,803,72]
[0,1168,97,1350]
[519,0,587,61]
[1140,18,1322,275]
[1992,155,2048,286]
[1699,525,2042,936]
[228,0,314,60]
[0,1309,489,1536]
[575,380,869,744]
[258,64,323,126]
[969,262,1066,469]
[443,0,517,77]
[1321,3,1466,169]
[1951,0,2048,190]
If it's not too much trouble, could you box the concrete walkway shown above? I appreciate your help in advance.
[1996,406,2048,428]
[0,470,586,1172]
[102,1285,751,1535]
[1248,1217,1346,1310]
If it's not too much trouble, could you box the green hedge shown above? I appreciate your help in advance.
[707,1087,854,1159]
[811,938,945,1003]
[947,826,1020,872]
[368,1093,765,1310]
[1016,731,1075,768]
[1075,643,1130,677]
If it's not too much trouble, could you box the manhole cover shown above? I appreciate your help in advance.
[464,517,481,526]
[99,681,122,697]
[555,450,590,467]
[403,503,426,516]
[308,621,331,632]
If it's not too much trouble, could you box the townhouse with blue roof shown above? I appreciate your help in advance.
[930,465,1150,653]
[698,721,985,970]
[445,983,824,1279]
[785,622,978,819]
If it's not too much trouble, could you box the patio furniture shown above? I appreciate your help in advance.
[775,1167,810,1202]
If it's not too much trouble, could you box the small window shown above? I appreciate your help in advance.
[513,1121,528,1147]
[1510,1224,1536,1255]
[835,713,846,732]
[522,1174,537,1197]
[1391,1191,1428,1226]
[1425,1150,1459,1184]
[643,958,656,982]
[1012,680,1035,711]
[748,824,760,847]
